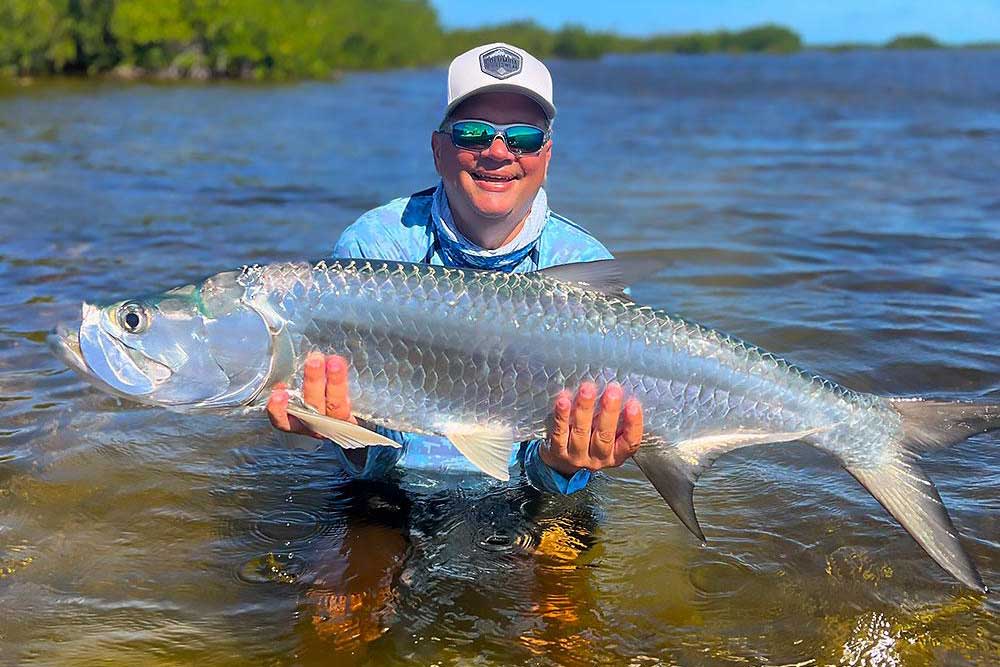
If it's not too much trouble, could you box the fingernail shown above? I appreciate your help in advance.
[273,382,287,390]
[556,396,571,411]
[605,383,622,401]
[327,356,344,374]
[579,383,596,399]
[625,400,640,417]
[274,390,288,402]
[306,353,323,368]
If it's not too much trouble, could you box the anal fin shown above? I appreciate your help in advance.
[633,445,706,541]
[634,427,825,541]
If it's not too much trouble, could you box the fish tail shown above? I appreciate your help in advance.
[842,399,1000,592]
[633,397,998,590]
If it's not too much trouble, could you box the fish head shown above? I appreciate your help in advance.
[50,272,276,411]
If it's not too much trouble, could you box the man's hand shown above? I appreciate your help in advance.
[267,351,357,437]
[541,382,643,477]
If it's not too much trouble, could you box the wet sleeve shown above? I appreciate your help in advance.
[519,439,592,494]
[328,424,409,480]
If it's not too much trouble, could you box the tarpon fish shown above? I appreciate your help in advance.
[50,259,998,590]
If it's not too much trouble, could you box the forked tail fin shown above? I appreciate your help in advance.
[889,399,1000,451]
[633,398,998,591]
[842,399,1000,592]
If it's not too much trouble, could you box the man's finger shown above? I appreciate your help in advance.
[324,355,354,422]
[266,383,292,431]
[568,382,597,460]
[615,398,644,464]
[591,383,623,461]
[267,384,317,436]
[303,351,326,412]
[547,390,572,454]
[540,390,575,474]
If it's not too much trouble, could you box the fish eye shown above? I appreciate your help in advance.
[117,302,150,334]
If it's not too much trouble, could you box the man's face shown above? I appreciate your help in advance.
[432,92,552,230]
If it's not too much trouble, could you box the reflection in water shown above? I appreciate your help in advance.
[286,479,605,663]
[519,518,598,664]
[298,481,411,655]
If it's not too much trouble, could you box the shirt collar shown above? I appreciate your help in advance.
[430,182,547,270]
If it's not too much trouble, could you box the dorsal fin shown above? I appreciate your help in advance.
[536,258,666,297]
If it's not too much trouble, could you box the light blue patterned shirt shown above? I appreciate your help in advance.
[328,183,613,494]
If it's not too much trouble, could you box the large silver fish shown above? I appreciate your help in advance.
[50,259,998,590]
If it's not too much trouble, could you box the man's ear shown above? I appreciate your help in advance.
[541,139,553,181]
[431,132,445,174]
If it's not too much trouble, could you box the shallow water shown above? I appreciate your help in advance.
[1,51,999,665]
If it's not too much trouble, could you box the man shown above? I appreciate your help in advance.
[267,43,644,494]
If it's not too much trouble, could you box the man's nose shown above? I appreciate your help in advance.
[483,134,515,161]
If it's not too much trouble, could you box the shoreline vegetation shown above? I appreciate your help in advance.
[0,1,994,81]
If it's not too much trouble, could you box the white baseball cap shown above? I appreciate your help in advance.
[445,43,556,122]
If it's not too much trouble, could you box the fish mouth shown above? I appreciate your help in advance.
[49,325,87,375]
[49,323,173,400]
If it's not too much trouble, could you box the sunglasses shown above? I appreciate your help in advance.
[439,119,550,155]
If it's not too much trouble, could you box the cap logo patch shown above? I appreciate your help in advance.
[479,47,522,80]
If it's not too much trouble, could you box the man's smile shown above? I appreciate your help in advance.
[470,170,518,182]
[469,170,520,192]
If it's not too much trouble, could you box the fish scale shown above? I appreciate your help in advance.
[52,257,1000,590]
[248,260,867,446]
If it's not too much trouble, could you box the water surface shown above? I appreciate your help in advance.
[1,50,999,665]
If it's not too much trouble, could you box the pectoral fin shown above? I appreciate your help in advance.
[634,427,825,541]
[285,405,401,450]
[443,423,515,481]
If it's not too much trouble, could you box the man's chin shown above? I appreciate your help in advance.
[462,192,517,220]
[467,207,519,225]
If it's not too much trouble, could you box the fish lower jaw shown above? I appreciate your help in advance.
[48,326,85,374]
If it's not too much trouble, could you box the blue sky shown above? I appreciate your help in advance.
[432,1,999,45]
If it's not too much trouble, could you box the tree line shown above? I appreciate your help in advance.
[0,0,805,79]
[0,0,952,80]
[1,0,445,78]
